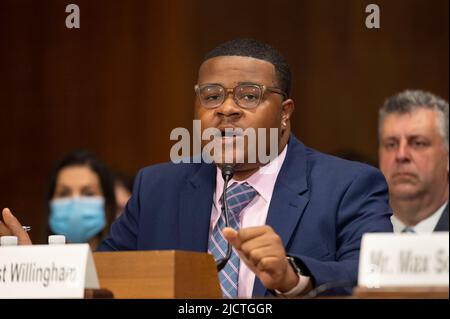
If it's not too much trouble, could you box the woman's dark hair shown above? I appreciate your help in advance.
[42,149,117,244]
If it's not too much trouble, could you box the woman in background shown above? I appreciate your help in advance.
[113,172,133,218]
[43,150,117,250]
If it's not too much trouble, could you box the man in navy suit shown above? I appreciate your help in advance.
[97,39,392,296]
[1,38,392,297]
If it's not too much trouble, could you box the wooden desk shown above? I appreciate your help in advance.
[93,250,221,299]
[353,286,449,299]
[84,288,114,299]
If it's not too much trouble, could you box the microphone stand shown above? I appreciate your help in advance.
[216,164,234,271]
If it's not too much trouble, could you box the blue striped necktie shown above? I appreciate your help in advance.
[208,182,258,298]
[402,227,416,233]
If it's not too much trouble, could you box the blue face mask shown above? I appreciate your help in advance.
[49,196,106,243]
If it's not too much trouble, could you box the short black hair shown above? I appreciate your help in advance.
[203,38,291,97]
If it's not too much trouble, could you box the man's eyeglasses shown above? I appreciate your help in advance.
[194,83,287,109]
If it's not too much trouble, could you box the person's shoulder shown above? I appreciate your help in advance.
[304,146,381,179]
[301,147,389,201]
[137,160,205,181]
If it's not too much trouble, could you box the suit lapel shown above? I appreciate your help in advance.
[434,203,449,232]
[178,163,216,252]
[253,135,310,297]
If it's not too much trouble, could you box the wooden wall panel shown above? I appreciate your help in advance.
[0,0,447,242]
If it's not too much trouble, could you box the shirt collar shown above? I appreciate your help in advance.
[214,144,288,205]
[391,201,449,233]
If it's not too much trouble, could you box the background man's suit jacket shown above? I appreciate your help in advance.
[434,203,449,231]
[98,135,393,295]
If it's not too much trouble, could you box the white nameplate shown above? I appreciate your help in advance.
[358,232,449,288]
[0,244,99,298]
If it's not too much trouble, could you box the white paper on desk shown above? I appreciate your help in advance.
[358,232,449,288]
[0,244,99,298]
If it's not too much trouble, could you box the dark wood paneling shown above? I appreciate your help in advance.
[0,0,447,242]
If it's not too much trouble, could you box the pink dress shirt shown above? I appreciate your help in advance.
[209,145,310,297]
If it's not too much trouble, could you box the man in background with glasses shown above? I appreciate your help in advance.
[2,38,393,297]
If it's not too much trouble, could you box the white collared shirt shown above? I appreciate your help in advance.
[391,201,448,233]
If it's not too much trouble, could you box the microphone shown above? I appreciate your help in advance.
[215,164,235,271]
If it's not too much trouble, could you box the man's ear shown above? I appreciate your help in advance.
[281,99,295,127]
